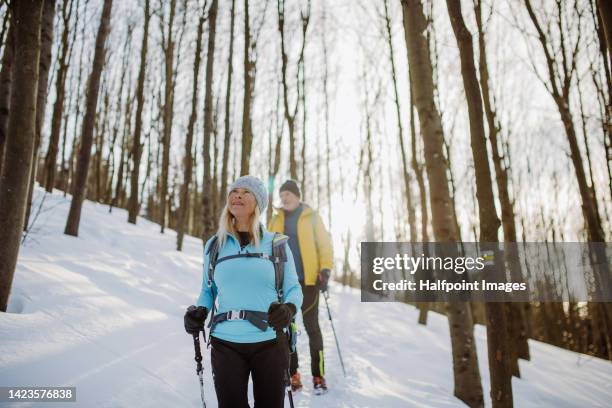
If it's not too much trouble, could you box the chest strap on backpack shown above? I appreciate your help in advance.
[210,310,270,331]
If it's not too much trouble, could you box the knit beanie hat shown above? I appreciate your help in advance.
[279,179,301,198]
[228,175,268,212]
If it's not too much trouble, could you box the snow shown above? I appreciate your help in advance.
[1,187,611,407]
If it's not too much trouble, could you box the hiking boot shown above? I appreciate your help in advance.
[313,376,328,395]
[290,372,303,392]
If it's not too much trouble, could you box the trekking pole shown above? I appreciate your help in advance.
[276,329,295,408]
[192,331,207,408]
[323,291,346,377]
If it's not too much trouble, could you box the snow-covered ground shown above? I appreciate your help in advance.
[1,187,611,407]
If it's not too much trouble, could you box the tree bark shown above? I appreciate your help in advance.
[524,0,612,351]
[66,0,87,196]
[220,0,236,203]
[298,1,310,196]
[240,0,255,176]
[159,0,177,233]
[0,0,43,312]
[446,0,513,405]
[24,0,51,221]
[400,1,484,406]
[65,0,113,236]
[43,0,74,193]
[277,0,307,181]
[596,0,612,64]
[201,0,218,241]
[383,0,416,243]
[409,70,431,325]
[177,1,205,251]
[322,9,332,229]
[0,22,14,176]
[474,0,529,365]
[127,0,150,224]
[24,0,55,231]
[105,23,132,204]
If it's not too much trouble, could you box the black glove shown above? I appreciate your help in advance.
[318,269,331,292]
[184,305,208,334]
[267,302,296,331]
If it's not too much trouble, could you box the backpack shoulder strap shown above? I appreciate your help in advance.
[206,235,220,287]
[272,233,289,302]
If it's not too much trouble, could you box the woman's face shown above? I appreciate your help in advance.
[228,188,257,219]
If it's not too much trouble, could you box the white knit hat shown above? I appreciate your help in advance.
[228,175,268,212]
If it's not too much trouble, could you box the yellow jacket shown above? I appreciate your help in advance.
[268,205,333,286]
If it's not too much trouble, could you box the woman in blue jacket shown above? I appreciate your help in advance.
[184,175,303,408]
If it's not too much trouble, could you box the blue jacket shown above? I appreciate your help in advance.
[196,227,303,343]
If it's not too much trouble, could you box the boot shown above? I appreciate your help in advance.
[290,372,303,392]
[313,376,328,395]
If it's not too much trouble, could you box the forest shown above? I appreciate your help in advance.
[0,0,610,407]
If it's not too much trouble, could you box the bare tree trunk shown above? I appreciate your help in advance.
[525,0,612,350]
[0,0,43,312]
[401,1,484,406]
[240,0,255,176]
[211,99,220,223]
[159,0,177,233]
[409,70,431,325]
[108,129,129,213]
[105,23,132,203]
[65,0,113,236]
[59,111,69,194]
[591,1,612,199]
[127,0,150,224]
[220,0,235,202]
[92,87,109,202]
[43,0,74,193]
[201,0,218,240]
[277,0,308,181]
[0,22,14,175]
[474,0,529,366]
[322,9,332,229]
[446,0,513,405]
[597,0,612,63]
[66,0,88,196]
[177,1,205,251]
[298,1,310,196]
[268,81,283,221]
[110,78,133,212]
[23,0,55,231]
[383,0,416,242]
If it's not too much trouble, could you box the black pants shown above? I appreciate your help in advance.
[290,283,324,377]
[210,336,288,408]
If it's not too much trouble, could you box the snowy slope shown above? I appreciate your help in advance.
[1,187,611,407]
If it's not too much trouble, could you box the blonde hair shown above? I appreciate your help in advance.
[216,203,262,249]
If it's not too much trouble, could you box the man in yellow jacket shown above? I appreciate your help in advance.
[268,179,333,395]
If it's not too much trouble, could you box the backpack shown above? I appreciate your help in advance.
[204,232,297,352]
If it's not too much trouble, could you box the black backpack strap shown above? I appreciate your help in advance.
[272,233,289,303]
[211,310,270,332]
[206,236,220,288]
[205,236,220,341]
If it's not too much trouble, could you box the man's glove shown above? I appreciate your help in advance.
[318,269,331,292]
[184,305,208,334]
[267,302,296,331]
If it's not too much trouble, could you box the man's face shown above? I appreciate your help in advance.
[280,190,300,212]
